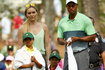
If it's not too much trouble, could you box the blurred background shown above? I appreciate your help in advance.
[0,0,105,58]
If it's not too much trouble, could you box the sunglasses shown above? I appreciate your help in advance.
[25,3,35,8]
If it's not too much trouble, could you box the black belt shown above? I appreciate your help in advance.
[73,48,87,54]
[89,61,100,68]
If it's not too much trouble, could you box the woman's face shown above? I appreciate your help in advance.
[26,7,37,21]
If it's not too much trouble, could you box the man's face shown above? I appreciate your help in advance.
[66,2,78,15]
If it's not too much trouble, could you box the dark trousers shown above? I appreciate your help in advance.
[42,54,48,70]
[63,49,89,70]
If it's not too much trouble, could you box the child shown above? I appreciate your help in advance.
[48,51,62,70]
[51,49,64,69]
[14,32,45,70]
[5,56,14,70]
[0,39,17,56]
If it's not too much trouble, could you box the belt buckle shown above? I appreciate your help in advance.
[89,64,94,68]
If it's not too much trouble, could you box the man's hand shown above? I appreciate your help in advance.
[66,41,72,46]
[72,37,79,42]
[66,37,79,46]
[66,37,72,46]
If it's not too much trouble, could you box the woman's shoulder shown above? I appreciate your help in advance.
[19,21,28,32]
[41,23,48,31]
[36,21,48,31]
[19,22,26,29]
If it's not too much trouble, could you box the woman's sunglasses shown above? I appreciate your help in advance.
[25,3,35,8]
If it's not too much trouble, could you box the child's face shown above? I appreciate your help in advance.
[50,57,60,67]
[7,51,14,56]
[5,60,12,65]
[23,38,34,46]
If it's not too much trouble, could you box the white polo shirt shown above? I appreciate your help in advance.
[14,45,45,70]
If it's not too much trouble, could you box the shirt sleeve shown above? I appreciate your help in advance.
[14,50,24,69]
[84,18,96,35]
[57,21,64,38]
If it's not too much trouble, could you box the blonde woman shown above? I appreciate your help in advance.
[18,3,50,70]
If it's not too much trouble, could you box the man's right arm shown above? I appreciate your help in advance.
[57,38,67,45]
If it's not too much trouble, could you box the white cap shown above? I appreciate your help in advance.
[6,56,14,61]
[0,53,4,61]
[66,0,78,4]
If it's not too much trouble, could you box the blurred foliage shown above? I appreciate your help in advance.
[0,0,14,19]
[0,0,105,20]
[0,0,11,12]
[61,0,66,14]
[98,0,105,36]
[0,0,105,35]
[99,0,105,20]
[61,0,83,13]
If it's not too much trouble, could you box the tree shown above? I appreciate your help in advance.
[45,0,55,40]
[82,0,105,37]
[82,0,99,21]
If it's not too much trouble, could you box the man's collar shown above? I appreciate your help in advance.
[67,12,79,21]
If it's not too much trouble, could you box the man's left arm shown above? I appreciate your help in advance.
[82,16,96,42]
[66,34,96,46]
[72,34,96,42]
